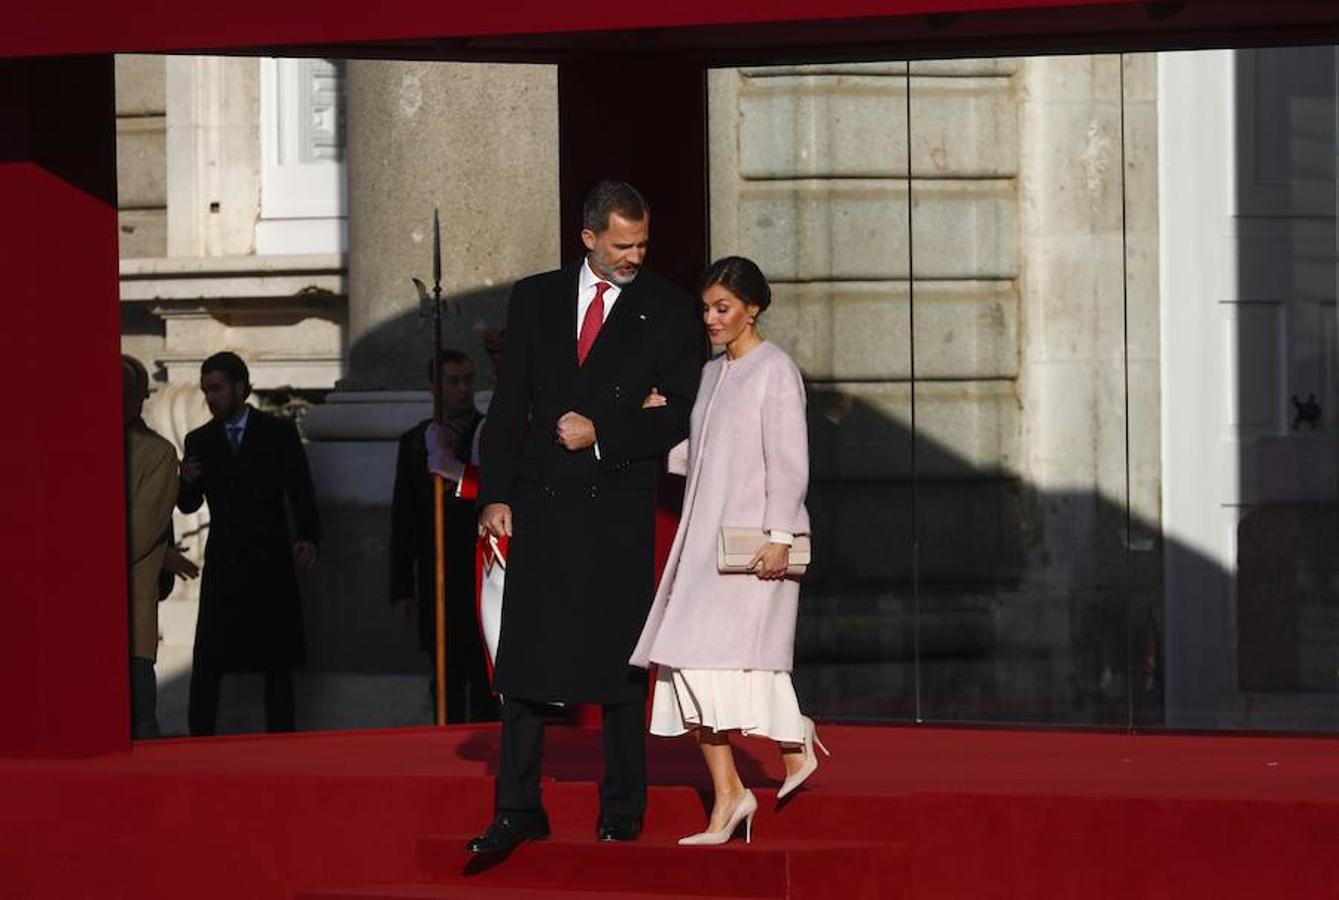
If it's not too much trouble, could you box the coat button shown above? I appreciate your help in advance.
[588,485,598,499]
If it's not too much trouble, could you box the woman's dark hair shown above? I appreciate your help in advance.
[698,256,771,314]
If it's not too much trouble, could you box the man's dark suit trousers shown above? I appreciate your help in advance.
[497,696,646,822]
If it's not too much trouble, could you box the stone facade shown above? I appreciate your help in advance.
[116,50,1174,733]
[708,56,1163,724]
[115,55,168,259]
[116,56,559,733]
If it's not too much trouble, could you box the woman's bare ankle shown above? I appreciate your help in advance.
[714,782,747,805]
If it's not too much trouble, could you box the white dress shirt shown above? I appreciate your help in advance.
[577,256,621,336]
[578,257,622,460]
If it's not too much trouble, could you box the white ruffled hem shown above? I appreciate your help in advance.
[649,665,805,744]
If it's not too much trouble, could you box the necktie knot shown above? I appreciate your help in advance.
[226,424,242,454]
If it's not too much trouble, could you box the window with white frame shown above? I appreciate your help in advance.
[257,57,348,254]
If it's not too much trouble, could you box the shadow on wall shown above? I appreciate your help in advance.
[149,284,1339,736]
[799,378,1332,730]
[344,283,512,392]
[797,382,1162,728]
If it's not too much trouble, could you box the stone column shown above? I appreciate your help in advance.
[306,60,559,443]
[299,61,558,728]
[1015,55,1162,722]
[344,60,560,391]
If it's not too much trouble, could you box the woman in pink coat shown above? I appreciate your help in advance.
[630,256,827,846]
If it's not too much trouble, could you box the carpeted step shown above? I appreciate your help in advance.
[474,782,908,845]
[298,884,777,899]
[413,833,907,900]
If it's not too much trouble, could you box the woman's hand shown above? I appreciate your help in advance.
[642,386,667,409]
[748,542,791,580]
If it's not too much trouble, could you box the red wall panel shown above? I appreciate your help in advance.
[0,56,128,757]
[1,0,1141,59]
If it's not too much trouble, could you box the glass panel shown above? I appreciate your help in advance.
[711,45,1339,733]
[1158,45,1339,730]
[707,63,919,719]
[908,54,1134,726]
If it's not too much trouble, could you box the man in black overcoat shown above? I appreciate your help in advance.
[390,349,497,723]
[468,181,704,852]
[178,352,321,736]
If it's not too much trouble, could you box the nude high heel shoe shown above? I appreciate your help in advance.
[776,716,830,801]
[678,789,758,846]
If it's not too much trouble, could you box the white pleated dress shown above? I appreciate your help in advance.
[649,666,806,744]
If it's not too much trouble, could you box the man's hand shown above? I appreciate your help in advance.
[181,456,204,485]
[748,542,792,581]
[163,544,200,580]
[556,411,596,451]
[480,502,513,538]
[292,540,318,571]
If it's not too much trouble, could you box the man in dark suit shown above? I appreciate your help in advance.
[178,351,321,736]
[469,181,705,853]
[390,349,497,723]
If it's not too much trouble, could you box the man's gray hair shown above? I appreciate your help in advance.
[582,180,648,234]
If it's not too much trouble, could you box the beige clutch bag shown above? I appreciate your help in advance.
[718,527,811,577]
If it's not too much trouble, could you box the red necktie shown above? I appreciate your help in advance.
[577,280,610,366]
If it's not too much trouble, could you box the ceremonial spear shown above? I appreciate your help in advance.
[413,209,450,726]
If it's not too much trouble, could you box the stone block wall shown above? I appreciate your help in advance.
[109,50,1167,732]
[115,55,167,259]
[709,55,1163,724]
[116,55,172,375]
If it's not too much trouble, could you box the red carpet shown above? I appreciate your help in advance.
[2,724,1337,899]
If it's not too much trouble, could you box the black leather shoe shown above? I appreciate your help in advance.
[466,811,551,854]
[596,816,643,842]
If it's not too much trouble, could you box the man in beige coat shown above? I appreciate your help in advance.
[123,355,178,739]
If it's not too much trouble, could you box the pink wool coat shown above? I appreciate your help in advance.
[630,340,811,672]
